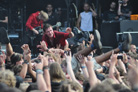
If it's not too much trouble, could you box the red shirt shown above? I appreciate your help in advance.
[42,31,69,48]
[26,11,43,30]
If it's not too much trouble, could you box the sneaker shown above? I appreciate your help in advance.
[91,30,102,50]
[0,27,10,44]
[119,33,132,52]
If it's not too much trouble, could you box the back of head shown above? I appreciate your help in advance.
[60,80,83,92]
[40,10,49,21]
[50,62,65,81]
[89,83,115,92]
[26,83,38,92]
[0,70,16,87]
[10,53,23,65]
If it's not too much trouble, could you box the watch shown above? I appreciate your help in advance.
[23,60,29,65]
[36,69,43,74]
[43,66,49,70]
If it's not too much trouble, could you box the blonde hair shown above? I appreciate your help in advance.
[0,70,16,87]
[50,62,65,81]
[40,10,49,20]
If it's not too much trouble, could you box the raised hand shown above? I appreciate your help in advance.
[64,51,72,63]
[77,54,86,65]
[21,44,30,54]
[37,41,48,52]
[65,27,72,33]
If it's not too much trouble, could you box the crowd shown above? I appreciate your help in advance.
[0,24,138,92]
[0,0,137,92]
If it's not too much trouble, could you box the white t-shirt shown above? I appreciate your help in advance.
[80,11,93,32]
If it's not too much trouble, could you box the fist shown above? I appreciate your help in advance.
[66,27,72,33]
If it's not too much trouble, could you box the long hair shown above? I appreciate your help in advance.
[50,62,65,81]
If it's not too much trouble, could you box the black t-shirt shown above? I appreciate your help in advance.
[103,10,118,21]
[120,4,132,19]
[51,81,63,92]
[0,7,8,28]
[45,12,59,25]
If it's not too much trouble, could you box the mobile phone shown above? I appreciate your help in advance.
[117,55,123,60]
[34,59,41,63]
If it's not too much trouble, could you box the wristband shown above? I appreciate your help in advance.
[43,66,49,70]
[22,60,29,65]
[81,66,86,69]
[36,69,43,74]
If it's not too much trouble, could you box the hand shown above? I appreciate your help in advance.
[24,50,31,62]
[85,59,94,68]
[122,53,128,64]
[66,27,72,33]
[21,44,30,54]
[33,29,39,35]
[37,41,48,52]
[77,54,86,65]
[110,51,117,65]
[64,51,72,63]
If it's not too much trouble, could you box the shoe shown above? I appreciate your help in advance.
[0,27,10,44]
[119,33,132,52]
[91,30,102,50]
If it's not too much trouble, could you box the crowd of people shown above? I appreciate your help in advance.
[0,23,138,92]
[0,0,138,92]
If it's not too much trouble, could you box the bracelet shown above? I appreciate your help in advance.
[81,66,86,69]
[36,69,43,74]
[22,60,29,65]
[45,49,49,52]
[43,66,49,70]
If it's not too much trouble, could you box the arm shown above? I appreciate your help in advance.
[42,55,51,92]
[77,54,89,79]
[118,3,122,15]
[90,8,97,17]
[26,15,39,34]
[65,51,82,87]
[109,54,119,83]
[76,14,82,31]
[117,59,127,73]
[28,61,36,80]
[20,44,31,79]
[85,56,98,87]
[0,16,8,23]
[35,62,47,91]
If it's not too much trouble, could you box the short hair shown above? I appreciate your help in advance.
[43,23,52,32]
[10,53,23,65]
[12,65,22,76]
[0,70,16,87]
[83,2,90,7]
[40,10,49,21]
[127,52,138,59]
[46,3,53,7]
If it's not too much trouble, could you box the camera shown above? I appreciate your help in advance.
[119,0,124,4]
[34,59,41,63]
[117,55,123,60]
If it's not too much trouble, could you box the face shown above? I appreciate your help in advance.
[40,16,47,22]
[83,3,90,11]
[123,0,128,4]
[46,4,53,12]
[16,58,24,65]
[131,45,137,53]
[110,2,116,9]
[48,56,55,67]
[45,26,54,38]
